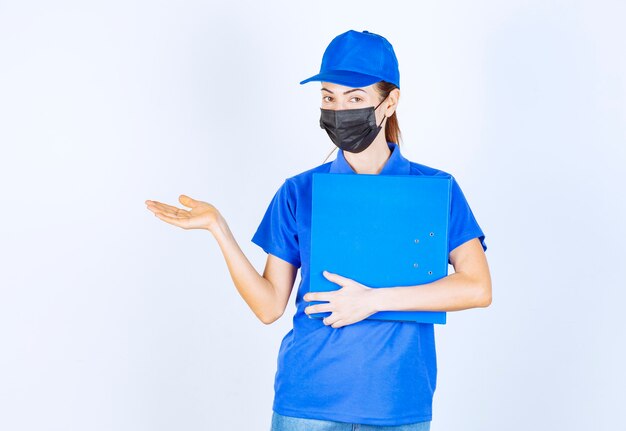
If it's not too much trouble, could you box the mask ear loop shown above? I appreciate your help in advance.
[375,96,388,128]
[375,96,387,110]
[322,145,338,164]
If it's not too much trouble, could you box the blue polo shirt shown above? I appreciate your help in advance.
[251,141,487,426]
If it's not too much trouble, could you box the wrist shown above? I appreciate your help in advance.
[367,286,382,314]
[207,212,228,236]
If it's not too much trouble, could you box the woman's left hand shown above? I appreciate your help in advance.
[303,270,378,328]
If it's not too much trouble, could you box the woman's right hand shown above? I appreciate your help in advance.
[145,194,222,232]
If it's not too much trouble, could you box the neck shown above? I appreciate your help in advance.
[343,135,391,175]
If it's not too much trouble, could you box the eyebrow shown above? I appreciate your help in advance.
[320,87,367,95]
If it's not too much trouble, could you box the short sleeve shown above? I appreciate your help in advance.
[251,179,302,268]
[448,175,487,263]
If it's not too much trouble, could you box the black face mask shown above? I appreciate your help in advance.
[319,97,387,154]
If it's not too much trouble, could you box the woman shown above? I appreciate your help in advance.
[145,29,491,431]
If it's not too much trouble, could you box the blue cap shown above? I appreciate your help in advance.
[300,29,400,89]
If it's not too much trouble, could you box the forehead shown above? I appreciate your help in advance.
[320,82,376,95]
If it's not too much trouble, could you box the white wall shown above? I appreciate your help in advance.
[0,1,624,430]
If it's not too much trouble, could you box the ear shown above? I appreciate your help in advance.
[384,88,400,117]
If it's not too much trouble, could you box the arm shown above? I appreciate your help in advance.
[145,195,297,325]
[368,237,492,313]
[211,215,298,324]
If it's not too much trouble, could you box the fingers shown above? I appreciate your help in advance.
[145,200,188,217]
[178,194,200,208]
[152,210,191,229]
[145,199,191,229]
[304,291,332,302]
[322,315,345,328]
[323,270,352,285]
[305,303,332,315]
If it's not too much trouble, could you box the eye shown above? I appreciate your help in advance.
[350,97,363,103]
[322,95,333,103]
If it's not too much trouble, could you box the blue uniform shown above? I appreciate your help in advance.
[251,141,487,426]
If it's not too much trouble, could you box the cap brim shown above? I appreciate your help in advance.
[299,70,381,87]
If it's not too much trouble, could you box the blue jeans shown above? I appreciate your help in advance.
[270,411,431,431]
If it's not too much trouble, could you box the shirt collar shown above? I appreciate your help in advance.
[329,141,411,175]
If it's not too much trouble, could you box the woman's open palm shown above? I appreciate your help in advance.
[145,194,220,231]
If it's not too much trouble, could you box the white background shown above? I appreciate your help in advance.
[1,1,624,430]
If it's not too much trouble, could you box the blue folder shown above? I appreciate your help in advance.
[309,173,452,324]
